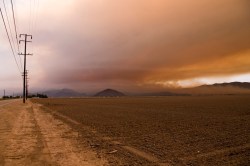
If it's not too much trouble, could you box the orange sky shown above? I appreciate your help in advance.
[0,0,250,93]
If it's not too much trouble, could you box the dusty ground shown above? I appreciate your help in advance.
[1,96,249,165]
[33,96,250,165]
[0,99,107,166]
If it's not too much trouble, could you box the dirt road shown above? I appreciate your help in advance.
[0,100,107,166]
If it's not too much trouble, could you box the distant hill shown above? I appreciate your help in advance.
[201,82,250,89]
[94,89,125,97]
[175,82,250,95]
[43,89,86,98]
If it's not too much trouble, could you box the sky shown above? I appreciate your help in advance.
[0,0,250,95]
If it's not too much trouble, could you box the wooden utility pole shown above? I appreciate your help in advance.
[26,74,29,99]
[19,34,32,103]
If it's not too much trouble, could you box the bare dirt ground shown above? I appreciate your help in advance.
[0,100,107,166]
[1,96,249,165]
[33,96,250,166]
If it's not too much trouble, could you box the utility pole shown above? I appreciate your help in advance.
[3,89,5,97]
[19,34,32,103]
[26,74,29,100]
[21,70,28,101]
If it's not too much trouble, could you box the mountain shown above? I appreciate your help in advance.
[201,82,250,89]
[174,82,250,95]
[43,89,86,98]
[94,89,125,97]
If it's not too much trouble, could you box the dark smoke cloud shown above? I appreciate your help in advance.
[28,0,250,92]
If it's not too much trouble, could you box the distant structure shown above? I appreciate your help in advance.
[28,93,48,98]
[94,89,125,97]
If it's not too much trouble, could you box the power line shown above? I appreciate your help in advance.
[10,0,22,68]
[0,8,21,73]
[28,0,39,55]
[2,0,17,53]
[29,0,32,33]
[30,0,36,35]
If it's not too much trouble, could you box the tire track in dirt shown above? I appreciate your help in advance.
[38,104,171,166]
[0,107,20,165]
[3,104,54,166]
[0,101,107,166]
[32,102,107,166]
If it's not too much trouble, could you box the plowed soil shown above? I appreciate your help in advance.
[32,95,250,165]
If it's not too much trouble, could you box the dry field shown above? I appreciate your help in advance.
[32,95,250,165]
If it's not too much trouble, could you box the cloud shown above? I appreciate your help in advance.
[24,0,250,92]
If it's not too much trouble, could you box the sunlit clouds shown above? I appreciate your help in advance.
[1,0,250,93]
